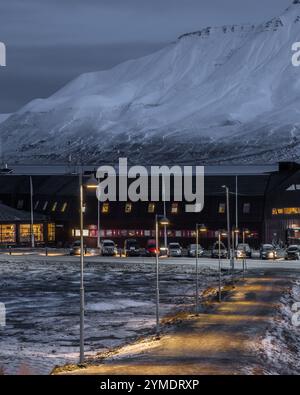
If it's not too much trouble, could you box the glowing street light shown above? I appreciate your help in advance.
[195,223,207,314]
[217,229,227,302]
[155,214,170,339]
[221,185,233,271]
[79,171,98,364]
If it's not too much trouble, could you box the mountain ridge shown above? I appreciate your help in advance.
[1,1,300,165]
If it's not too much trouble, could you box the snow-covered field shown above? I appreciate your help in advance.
[251,279,300,374]
[0,259,219,375]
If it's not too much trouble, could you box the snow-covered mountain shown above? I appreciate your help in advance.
[0,114,11,124]
[1,1,300,165]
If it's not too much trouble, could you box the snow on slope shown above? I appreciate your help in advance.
[1,1,300,164]
[0,114,11,124]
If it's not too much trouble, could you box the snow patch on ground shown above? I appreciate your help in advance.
[251,280,300,375]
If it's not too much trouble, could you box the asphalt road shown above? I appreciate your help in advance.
[1,252,300,270]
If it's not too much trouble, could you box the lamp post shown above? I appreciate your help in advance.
[79,172,98,364]
[222,185,233,271]
[218,230,227,302]
[29,176,35,248]
[231,226,239,273]
[155,214,169,339]
[242,228,250,274]
[195,223,207,314]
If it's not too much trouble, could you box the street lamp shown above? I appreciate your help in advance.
[85,174,101,249]
[222,185,233,271]
[231,226,239,273]
[79,171,98,364]
[242,228,250,244]
[242,228,250,274]
[195,223,207,314]
[155,214,169,339]
[217,230,227,302]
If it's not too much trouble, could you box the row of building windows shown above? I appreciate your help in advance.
[272,207,300,215]
[102,202,252,215]
[17,199,251,215]
[17,199,68,213]
[218,202,251,214]
[0,223,55,244]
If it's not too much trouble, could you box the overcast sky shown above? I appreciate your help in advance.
[0,0,292,113]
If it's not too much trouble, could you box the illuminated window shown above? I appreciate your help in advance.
[34,201,39,210]
[148,203,155,213]
[243,203,251,214]
[125,202,132,213]
[61,202,67,212]
[284,207,300,215]
[0,224,16,243]
[48,223,55,242]
[102,202,109,214]
[272,207,300,215]
[19,224,44,243]
[171,203,179,214]
[42,201,48,211]
[17,200,24,209]
[218,203,226,214]
[51,202,57,212]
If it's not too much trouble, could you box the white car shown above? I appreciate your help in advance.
[168,242,182,257]
[100,240,117,256]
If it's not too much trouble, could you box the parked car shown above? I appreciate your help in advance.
[124,239,140,257]
[168,242,182,257]
[146,239,157,256]
[235,243,251,259]
[260,244,277,260]
[285,245,300,260]
[69,240,87,256]
[211,241,228,258]
[146,240,168,257]
[100,239,117,256]
[187,244,204,257]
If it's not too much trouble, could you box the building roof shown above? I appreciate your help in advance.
[0,202,47,222]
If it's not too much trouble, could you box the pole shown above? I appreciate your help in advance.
[225,187,232,270]
[79,171,85,364]
[235,176,238,248]
[218,232,222,302]
[231,229,235,274]
[29,176,35,248]
[196,224,199,314]
[97,199,101,249]
[162,175,167,249]
[155,215,160,338]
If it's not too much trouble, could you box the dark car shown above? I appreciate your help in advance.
[187,244,204,257]
[260,244,277,260]
[285,245,300,260]
[124,239,140,257]
[211,241,228,258]
[235,243,251,259]
[69,240,87,256]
